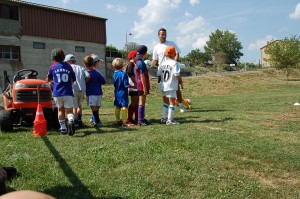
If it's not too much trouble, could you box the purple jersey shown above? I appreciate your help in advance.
[47,62,76,97]
[86,69,106,96]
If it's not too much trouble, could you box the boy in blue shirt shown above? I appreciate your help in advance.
[112,58,134,126]
[84,55,106,127]
[47,48,76,135]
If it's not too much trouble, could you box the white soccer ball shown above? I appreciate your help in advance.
[144,60,152,68]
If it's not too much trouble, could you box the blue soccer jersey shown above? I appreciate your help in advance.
[136,59,150,92]
[47,62,76,97]
[86,69,106,96]
[114,70,129,107]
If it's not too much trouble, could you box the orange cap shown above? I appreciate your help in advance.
[165,46,176,57]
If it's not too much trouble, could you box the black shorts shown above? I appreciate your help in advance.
[129,91,138,96]
[137,90,150,96]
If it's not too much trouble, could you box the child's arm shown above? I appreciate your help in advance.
[141,73,148,95]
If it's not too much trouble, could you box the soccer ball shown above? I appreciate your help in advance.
[144,60,152,68]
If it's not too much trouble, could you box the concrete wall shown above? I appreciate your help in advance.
[0,35,106,89]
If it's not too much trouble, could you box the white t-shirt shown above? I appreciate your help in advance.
[152,40,181,65]
[157,58,180,92]
[71,64,89,92]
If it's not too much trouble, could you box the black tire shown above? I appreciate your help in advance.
[0,110,13,132]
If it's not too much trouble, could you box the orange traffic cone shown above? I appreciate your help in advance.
[33,104,47,137]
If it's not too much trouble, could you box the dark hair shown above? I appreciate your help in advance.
[158,28,166,33]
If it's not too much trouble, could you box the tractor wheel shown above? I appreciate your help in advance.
[0,110,13,132]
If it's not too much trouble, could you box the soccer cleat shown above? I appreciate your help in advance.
[67,120,75,136]
[142,119,150,125]
[161,118,167,123]
[60,128,67,135]
[166,120,180,125]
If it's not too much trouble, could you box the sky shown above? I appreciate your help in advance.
[23,0,300,63]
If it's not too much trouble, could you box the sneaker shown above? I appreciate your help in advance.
[128,118,137,125]
[60,128,67,135]
[166,120,180,125]
[142,119,150,125]
[125,120,135,126]
[95,121,103,127]
[179,104,186,113]
[137,121,147,126]
[161,118,167,123]
[67,120,75,136]
[116,120,123,126]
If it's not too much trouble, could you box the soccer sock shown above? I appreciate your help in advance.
[67,113,74,122]
[121,107,128,122]
[168,106,175,121]
[115,107,121,121]
[128,104,134,119]
[162,103,169,119]
[92,111,100,123]
[78,113,82,121]
[59,120,66,129]
[134,105,139,121]
[138,105,145,122]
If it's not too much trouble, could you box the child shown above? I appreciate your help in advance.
[112,58,134,126]
[47,48,76,135]
[84,55,106,127]
[125,50,138,125]
[135,45,150,126]
[157,46,182,125]
[65,54,90,128]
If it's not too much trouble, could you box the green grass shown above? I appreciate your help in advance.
[1,69,300,198]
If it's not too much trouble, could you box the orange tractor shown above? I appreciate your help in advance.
[0,69,59,132]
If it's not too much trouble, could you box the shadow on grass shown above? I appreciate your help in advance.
[287,78,300,81]
[188,108,228,113]
[175,116,234,124]
[41,136,124,199]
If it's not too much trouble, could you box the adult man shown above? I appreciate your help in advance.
[152,28,186,113]
[65,54,90,128]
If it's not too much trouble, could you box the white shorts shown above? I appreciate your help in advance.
[54,96,74,108]
[162,91,177,98]
[87,95,103,106]
[73,91,84,108]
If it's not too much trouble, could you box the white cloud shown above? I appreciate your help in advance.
[289,3,300,19]
[175,16,210,52]
[132,0,181,39]
[176,16,206,34]
[105,3,126,13]
[189,0,200,6]
[248,35,275,51]
[184,11,192,17]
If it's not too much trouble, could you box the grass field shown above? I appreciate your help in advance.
[1,69,300,198]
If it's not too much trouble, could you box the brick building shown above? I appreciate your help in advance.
[0,0,107,88]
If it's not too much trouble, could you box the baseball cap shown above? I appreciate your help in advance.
[136,45,147,59]
[165,46,176,57]
[51,48,65,61]
[92,54,103,62]
[64,54,76,62]
[128,50,137,59]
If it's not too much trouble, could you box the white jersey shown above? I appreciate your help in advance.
[157,59,180,92]
[152,40,181,64]
[71,64,89,92]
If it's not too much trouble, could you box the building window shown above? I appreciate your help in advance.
[75,46,85,52]
[0,4,19,20]
[33,42,45,49]
[0,46,20,60]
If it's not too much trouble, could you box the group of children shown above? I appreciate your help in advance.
[47,43,188,135]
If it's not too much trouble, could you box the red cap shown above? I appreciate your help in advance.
[128,50,137,59]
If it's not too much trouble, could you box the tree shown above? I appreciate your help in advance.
[264,35,300,79]
[183,49,210,67]
[106,45,122,58]
[204,29,243,65]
